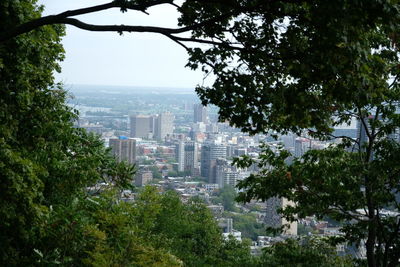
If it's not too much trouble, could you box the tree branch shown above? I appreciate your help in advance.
[60,18,187,35]
[0,0,265,43]
[0,0,177,42]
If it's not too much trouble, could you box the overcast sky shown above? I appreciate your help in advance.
[38,1,204,88]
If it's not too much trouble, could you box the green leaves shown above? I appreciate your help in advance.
[184,1,400,135]
[260,237,354,267]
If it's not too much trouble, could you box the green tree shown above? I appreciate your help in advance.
[0,1,134,264]
[0,0,65,263]
[213,185,238,212]
[35,189,182,266]
[227,213,266,241]
[149,165,162,179]
[185,2,400,267]
[215,237,256,267]
[133,187,223,266]
[259,238,354,267]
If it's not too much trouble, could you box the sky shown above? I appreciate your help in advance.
[38,0,205,88]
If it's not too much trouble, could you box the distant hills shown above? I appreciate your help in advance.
[65,84,196,95]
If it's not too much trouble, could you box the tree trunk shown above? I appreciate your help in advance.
[366,214,377,267]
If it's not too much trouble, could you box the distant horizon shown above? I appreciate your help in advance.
[65,82,196,90]
[64,83,198,95]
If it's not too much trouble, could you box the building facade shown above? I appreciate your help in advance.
[265,197,297,236]
[155,112,174,140]
[184,141,198,176]
[194,103,207,123]
[109,137,136,164]
[201,142,227,183]
[130,115,154,138]
[175,141,185,172]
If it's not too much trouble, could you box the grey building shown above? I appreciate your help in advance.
[155,112,174,140]
[184,141,198,176]
[130,115,154,138]
[265,197,297,236]
[175,141,185,172]
[194,103,207,123]
[201,142,227,183]
[135,170,153,186]
[109,137,136,164]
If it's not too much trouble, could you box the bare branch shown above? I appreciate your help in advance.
[0,0,176,42]
[162,33,190,51]
[0,0,266,43]
[60,18,186,35]
[170,35,244,50]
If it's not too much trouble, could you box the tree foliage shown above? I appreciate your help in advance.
[0,1,131,264]
[259,238,354,267]
[212,185,238,212]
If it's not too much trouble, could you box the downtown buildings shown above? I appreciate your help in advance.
[109,136,136,164]
[130,112,174,141]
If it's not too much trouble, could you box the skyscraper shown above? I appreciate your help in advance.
[184,141,198,176]
[109,136,136,164]
[175,141,185,172]
[130,115,153,138]
[155,112,174,140]
[201,142,227,183]
[265,197,297,236]
[194,103,207,123]
[215,159,239,188]
[294,138,311,158]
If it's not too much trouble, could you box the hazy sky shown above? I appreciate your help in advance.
[38,1,205,88]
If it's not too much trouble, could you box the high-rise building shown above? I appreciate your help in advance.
[155,112,174,140]
[109,136,136,164]
[175,141,185,172]
[184,141,198,176]
[223,171,239,188]
[194,103,207,123]
[130,115,154,138]
[294,138,311,158]
[201,142,227,183]
[215,159,239,188]
[265,197,297,236]
[135,170,153,186]
[201,144,211,179]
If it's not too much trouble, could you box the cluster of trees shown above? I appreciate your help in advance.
[212,185,238,212]
[0,1,247,265]
[3,0,400,266]
[229,213,266,241]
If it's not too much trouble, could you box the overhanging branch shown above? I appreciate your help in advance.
[0,0,262,43]
[0,0,176,42]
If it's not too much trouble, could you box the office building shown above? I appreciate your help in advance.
[109,136,136,164]
[175,141,185,172]
[130,115,154,138]
[294,138,311,158]
[184,141,198,176]
[201,142,227,183]
[135,170,153,186]
[265,197,297,236]
[194,103,207,123]
[155,112,174,140]
[223,171,239,188]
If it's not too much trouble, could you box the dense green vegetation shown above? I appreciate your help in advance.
[259,238,354,267]
[227,212,266,241]
[212,185,239,212]
[0,1,247,265]
[212,186,267,240]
